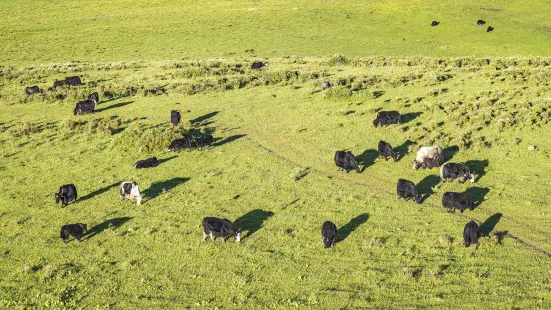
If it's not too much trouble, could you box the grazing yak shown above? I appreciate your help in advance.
[431,21,440,26]
[66,76,82,86]
[251,61,268,69]
[202,217,241,242]
[53,79,69,88]
[25,86,41,95]
[334,151,360,173]
[440,162,475,183]
[378,140,398,162]
[442,191,474,213]
[60,223,87,244]
[487,26,494,32]
[321,221,337,248]
[396,179,421,204]
[167,137,193,152]
[171,110,181,127]
[73,99,96,115]
[413,146,443,170]
[463,220,480,247]
[133,157,158,169]
[194,134,214,150]
[322,81,332,90]
[55,184,78,207]
[120,181,142,205]
[373,110,402,127]
[477,20,486,25]
[88,92,99,104]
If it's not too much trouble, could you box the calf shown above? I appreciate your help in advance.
[171,110,181,127]
[60,223,87,244]
[55,184,78,207]
[321,221,337,248]
[477,20,486,25]
[442,191,474,213]
[202,217,241,242]
[334,151,360,173]
[413,146,443,170]
[65,76,82,86]
[73,99,96,115]
[440,162,475,183]
[88,92,99,104]
[167,137,193,152]
[133,157,158,168]
[194,134,214,150]
[120,181,142,205]
[25,86,41,95]
[431,21,440,26]
[378,140,398,162]
[396,179,421,204]
[322,81,331,90]
[373,110,402,127]
[463,220,479,247]
[251,61,268,69]
[487,26,494,32]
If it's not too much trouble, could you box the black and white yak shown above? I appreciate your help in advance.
[440,162,475,183]
[120,181,142,205]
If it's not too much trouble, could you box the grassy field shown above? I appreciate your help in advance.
[1,0,551,308]
[1,0,551,65]
[0,56,550,308]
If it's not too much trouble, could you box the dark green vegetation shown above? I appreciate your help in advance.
[1,57,550,308]
[1,0,551,65]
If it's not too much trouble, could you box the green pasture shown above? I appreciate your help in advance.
[0,57,550,308]
[1,0,551,65]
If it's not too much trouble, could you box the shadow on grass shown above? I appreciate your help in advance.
[213,134,247,147]
[234,209,274,240]
[466,187,490,208]
[416,175,440,203]
[443,145,459,162]
[157,156,178,166]
[466,159,489,182]
[479,213,502,237]
[394,140,416,161]
[79,182,120,202]
[143,177,189,201]
[401,112,423,124]
[338,213,369,242]
[85,217,133,240]
[357,149,378,172]
[96,101,133,113]
[191,111,219,124]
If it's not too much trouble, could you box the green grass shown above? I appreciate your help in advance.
[1,0,551,65]
[1,57,551,308]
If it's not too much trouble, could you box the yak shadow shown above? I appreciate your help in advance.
[85,217,133,240]
[157,156,177,166]
[191,111,219,124]
[479,213,502,237]
[234,209,274,240]
[466,159,489,182]
[357,149,378,172]
[443,145,459,162]
[96,101,133,113]
[213,134,247,147]
[394,140,416,161]
[494,230,508,245]
[338,213,369,242]
[466,187,490,208]
[79,182,120,202]
[401,112,423,124]
[142,177,189,201]
[416,175,440,203]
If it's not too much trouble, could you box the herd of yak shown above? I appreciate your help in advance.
[30,60,481,248]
